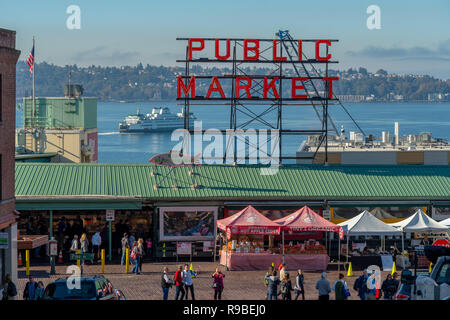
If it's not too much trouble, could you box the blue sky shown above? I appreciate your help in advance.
[1,0,449,78]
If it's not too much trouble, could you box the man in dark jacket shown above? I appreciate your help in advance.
[354,270,368,300]
[2,274,17,300]
[23,275,38,300]
[265,270,281,300]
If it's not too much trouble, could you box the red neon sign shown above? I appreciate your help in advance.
[178,37,339,100]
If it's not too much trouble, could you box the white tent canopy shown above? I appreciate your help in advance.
[338,210,403,236]
[439,218,450,227]
[389,209,449,232]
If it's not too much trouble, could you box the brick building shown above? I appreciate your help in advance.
[0,28,20,290]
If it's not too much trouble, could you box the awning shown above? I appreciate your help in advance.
[274,206,341,233]
[338,210,402,236]
[216,205,281,235]
[389,209,449,232]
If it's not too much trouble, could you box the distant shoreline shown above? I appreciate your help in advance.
[15,98,450,104]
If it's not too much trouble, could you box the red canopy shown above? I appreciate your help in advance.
[217,205,281,235]
[274,206,342,235]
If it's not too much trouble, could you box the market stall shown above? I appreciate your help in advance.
[217,205,282,271]
[338,210,402,271]
[273,206,342,271]
[389,209,449,268]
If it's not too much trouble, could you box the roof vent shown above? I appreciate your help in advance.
[153,184,158,190]
[172,184,178,190]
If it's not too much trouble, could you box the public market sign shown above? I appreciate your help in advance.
[176,37,339,100]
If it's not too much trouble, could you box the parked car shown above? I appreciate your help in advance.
[42,275,121,300]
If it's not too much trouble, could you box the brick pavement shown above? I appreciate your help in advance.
[17,261,395,300]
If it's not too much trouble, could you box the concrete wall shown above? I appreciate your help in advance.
[341,151,397,165]
[424,151,448,165]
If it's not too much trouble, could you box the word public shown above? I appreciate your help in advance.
[177,38,339,100]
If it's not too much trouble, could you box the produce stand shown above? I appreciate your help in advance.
[216,206,281,271]
[339,210,402,270]
[217,206,335,271]
[274,206,342,271]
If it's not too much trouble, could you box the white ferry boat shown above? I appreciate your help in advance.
[119,107,196,133]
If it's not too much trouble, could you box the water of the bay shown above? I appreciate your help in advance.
[16,101,450,163]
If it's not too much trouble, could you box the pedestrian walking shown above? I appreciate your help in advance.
[1,274,17,300]
[137,238,144,273]
[333,273,350,300]
[174,265,185,300]
[365,270,377,300]
[381,274,392,300]
[92,231,101,263]
[279,263,287,281]
[35,281,45,300]
[264,266,274,300]
[131,241,141,275]
[265,270,281,300]
[161,266,173,300]
[392,272,400,291]
[182,264,197,300]
[294,269,305,300]
[315,272,331,301]
[279,273,292,300]
[80,233,89,265]
[70,234,79,253]
[128,233,136,249]
[23,275,39,300]
[353,269,369,300]
[121,233,129,265]
[146,239,152,258]
[212,267,225,300]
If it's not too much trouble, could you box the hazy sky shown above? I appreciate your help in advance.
[2,0,449,79]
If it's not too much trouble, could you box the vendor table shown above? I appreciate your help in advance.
[220,252,329,271]
[349,255,393,271]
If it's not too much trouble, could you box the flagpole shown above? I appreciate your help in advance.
[32,36,36,120]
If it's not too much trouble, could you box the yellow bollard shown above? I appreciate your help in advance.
[125,248,129,274]
[101,249,105,274]
[76,249,81,269]
[25,250,30,276]
[391,261,397,275]
[347,262,353,277]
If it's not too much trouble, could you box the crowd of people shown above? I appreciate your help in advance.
[158,262,401,301]
[19,216,153,264]
[160,264,225,300]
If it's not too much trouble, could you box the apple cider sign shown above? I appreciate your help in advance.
[176,37,339,100]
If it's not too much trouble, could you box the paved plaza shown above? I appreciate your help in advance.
[17,261,396,300]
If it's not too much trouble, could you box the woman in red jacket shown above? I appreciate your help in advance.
[174,265,185,300]
[212,267,225,300]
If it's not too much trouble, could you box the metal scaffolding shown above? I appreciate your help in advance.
[176,31,358,164]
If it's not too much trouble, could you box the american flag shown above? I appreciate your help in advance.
[26,45,34,77]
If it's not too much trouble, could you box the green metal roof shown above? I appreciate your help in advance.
[14,163,450,202]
